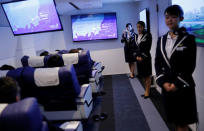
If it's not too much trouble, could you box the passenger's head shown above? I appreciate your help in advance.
[77,48,84,53]
[0,65,15,70]
[40,51,49,56]
[126,23,133,31]
[77,48,84,51]
[164,5,184,30]
[68,49,80,53]
[137,21,145,34]
[0,77,20,103]
[47,54,64,67]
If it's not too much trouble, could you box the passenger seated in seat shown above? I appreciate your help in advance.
[77,48,84,52]
[0,77,63,131]
[0,77,20,103]
[77,48,83,50]
[40,51,49,56]
[47,54,64,67]
[0,64,15,70]
[68,49,80,53]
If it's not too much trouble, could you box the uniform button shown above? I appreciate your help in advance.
[183,85,186,88]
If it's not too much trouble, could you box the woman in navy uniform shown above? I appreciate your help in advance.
[135,21,152,98]
[121,23,137,78]
[155,5,198,131]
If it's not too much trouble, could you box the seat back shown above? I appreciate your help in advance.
[21,50,93,85]
[0,98,48,131]
[6,67,24,82]
[19,65,81,111]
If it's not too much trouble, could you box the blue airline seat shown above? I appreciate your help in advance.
[1,65,93,120]
[21,50,92,83]
[21,50,101,93]
[0,98,49,131]
[18,65,81,111]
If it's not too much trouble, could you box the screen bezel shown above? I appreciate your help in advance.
[1,0,63,36]
[139,8,150,33]
[71,12,118,42]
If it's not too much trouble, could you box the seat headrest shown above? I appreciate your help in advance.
[21,65,81,96]
[62,53,79,65]
[21,56,46,67]
[48,50,91,65]
[0,98,44,131]
[21,50,92,68]
[34,67,60,87]
[48,51,58,55]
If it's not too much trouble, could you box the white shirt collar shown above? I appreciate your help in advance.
[167,32,178,39]
[165,33,178,59]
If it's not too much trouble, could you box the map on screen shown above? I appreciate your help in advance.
[2,0,62,35]
[71,13,117,41]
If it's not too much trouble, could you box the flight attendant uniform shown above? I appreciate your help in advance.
[121,30,137,63]
[134,32,152,77]
[155,28,198,125]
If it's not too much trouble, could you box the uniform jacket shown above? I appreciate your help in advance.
[155,28,197,89]
[134,32,152,60]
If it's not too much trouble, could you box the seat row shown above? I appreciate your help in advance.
[21,50,103,92]
[0,49,105,121]
[0,97,83,131]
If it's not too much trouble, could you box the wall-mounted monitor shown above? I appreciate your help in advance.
[71,13,118,42]
[1,0,63,36]
[172,0,204,46]
[139,8,150,33]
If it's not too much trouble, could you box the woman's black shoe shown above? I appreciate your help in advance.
[100,112,108,120]
[141,94,145,97]
[129,76,134,79]
[144,96,150,99]
[141,94,150,99]
[93,115,100,121]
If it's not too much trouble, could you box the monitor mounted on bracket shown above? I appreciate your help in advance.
[71,12,118,42]
[1,0,63,36]
[139,8,150,33]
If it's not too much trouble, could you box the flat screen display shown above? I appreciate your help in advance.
[1,0,63,35]
[172,0,204,46]
[71,13,118,41]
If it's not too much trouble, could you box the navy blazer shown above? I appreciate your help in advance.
[134,32,152,60]
[155,30,197,89]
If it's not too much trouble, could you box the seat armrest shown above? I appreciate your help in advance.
[77,84,89,98]
[60,121,82,131]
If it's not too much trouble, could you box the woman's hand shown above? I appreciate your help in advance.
[136,56,143,62]
[170,83,177,92]
[163,83,177,92]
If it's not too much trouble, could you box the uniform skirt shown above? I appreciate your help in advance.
[136,57,152,77]
[124,44,136,63]
[163,87,198,125]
